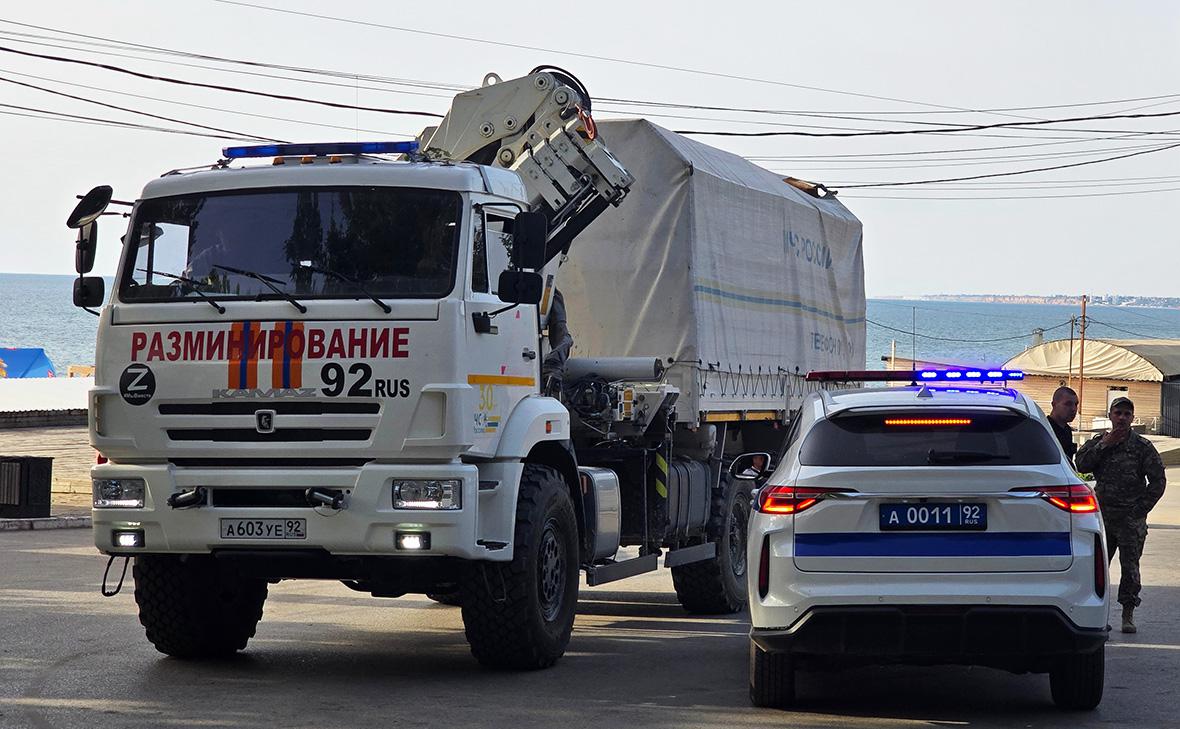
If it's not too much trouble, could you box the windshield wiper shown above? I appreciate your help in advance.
[298,261,391,314]
[927,449,1011,464]
[136,268,225,314]
[212,263,307,314]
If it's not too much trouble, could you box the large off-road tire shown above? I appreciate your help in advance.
[672,475,751,614]
[1049,645,1105,710]
[133,554,268,659]
[460,464,579,670]
[749,639,796,708]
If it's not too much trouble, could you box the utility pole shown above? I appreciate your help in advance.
[1078,296,1088,425]
[1068,316,1076,392]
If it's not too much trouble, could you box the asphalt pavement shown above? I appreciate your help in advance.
[2,516,1179,729]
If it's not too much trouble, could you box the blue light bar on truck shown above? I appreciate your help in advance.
[806,369,1024,382]
[222,141,420,159]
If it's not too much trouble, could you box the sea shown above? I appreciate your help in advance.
[3,272,1180,372]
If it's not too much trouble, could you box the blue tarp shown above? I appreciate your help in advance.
[0,348,56,378]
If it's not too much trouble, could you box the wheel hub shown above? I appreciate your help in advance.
[728,499,748,578]
[538,520,566,621]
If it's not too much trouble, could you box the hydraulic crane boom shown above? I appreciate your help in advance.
[423,67,634,263]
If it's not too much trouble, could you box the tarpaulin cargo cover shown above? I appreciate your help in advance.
[559,119,865,418]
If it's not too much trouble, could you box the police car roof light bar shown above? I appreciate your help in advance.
[805,369,1024,383]
[222,141,420,159]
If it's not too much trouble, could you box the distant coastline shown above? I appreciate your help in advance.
[876,294,1180,309]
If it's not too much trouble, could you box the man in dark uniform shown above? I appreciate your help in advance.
[1076,396,1167,633]
[1047,386,1079,467]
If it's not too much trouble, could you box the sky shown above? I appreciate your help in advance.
[0,0,1177,297]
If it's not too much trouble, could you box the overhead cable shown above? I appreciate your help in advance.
[0,44,444,118]
[0,74,281,142]
[863,316,1076,342]
[836,142,1180,188]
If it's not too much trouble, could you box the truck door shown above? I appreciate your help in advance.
[465,206,540,456]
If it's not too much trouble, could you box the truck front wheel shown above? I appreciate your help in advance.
[460,464,579,669]
[133,554,268,659]
[671,475,751,614]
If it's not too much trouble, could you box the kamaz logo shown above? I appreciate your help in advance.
[255,409,276,433]
[211,388,317,399]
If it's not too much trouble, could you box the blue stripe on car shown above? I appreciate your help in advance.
[795,532,1071,557]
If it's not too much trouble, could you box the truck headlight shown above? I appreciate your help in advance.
[93,478,146,509]
[392,479,462,510]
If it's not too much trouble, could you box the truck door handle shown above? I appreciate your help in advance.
[522,348,537,360]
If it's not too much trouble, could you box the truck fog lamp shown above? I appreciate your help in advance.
[93,478,146,508]
[112,529,145,549]
[393,479,462,510]
[396,532,431,551]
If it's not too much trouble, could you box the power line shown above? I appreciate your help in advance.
[601,93,1180,117]
[0,21,468,92]
[767,141,1176,174]
[1084,318,1178,340]
[673,108,1180,139]
[0,73,281,142]
[746,131,1180,161]
[3,25,1167,146]
[0,102,247,140]
[836,142,1180,188]
[0,44,445,118]
[15,16,1180,132]
[211,0,1027,115]
[867,318,1071,343]
[843,185,1180,200]
[0,66,416,138]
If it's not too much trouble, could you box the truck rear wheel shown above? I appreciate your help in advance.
[671,475,751,614]
[133,554,268,659]
[460,464,579,669]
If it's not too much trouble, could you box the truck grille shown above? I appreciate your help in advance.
[167,428,371,442]
[159,402,379,415]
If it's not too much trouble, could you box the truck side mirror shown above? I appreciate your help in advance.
[68,185,112,274]
[511,211,547,270]
[67,185,113,229]
[73,276,105,308]
[75,222,97,274]
[497,270,543,305]
[730,452,772,481]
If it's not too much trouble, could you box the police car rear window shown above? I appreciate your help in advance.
[799,410,1061,467]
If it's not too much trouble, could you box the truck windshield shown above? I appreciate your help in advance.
[119,187,462,302]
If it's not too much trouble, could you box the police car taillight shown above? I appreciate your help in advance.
[756,485,852,514]
[1011,484,1098,513]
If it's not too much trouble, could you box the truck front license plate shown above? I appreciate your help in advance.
[220,518,306,540]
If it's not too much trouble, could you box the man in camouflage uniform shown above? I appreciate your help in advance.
[1076,396,1166,633]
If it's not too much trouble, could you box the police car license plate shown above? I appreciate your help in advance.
[220,518,306,540]
[879,503,986,531]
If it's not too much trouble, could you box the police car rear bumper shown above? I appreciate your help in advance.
[751,605,1107,670]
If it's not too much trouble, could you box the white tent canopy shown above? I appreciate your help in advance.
[1004,338,1180,382]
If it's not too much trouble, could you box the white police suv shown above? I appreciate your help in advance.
[740,370,1108,710]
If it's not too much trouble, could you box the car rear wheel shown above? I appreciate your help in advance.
[1049,645,1104,710]
[749,639,795,708]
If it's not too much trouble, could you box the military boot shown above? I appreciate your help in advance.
[1121,605,1137,634]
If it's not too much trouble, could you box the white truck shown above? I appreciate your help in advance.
[67,67,866,669]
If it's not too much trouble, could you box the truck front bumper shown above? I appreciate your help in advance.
[91,462,511,561]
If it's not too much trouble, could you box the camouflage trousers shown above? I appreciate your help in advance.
[1102,511,1149,608]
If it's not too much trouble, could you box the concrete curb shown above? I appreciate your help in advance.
[0,515,92,531]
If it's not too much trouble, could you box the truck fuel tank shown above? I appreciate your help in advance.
[577,467,621,561]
